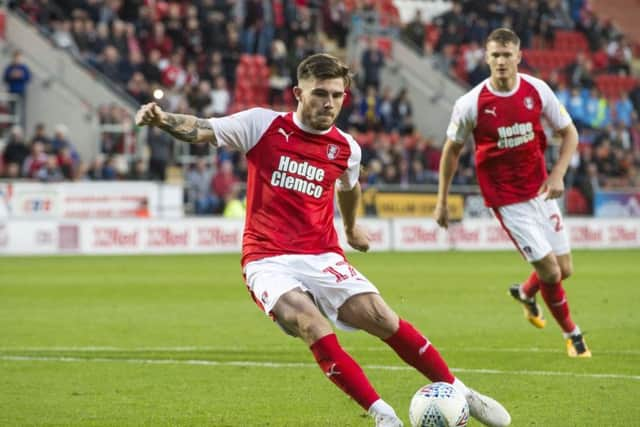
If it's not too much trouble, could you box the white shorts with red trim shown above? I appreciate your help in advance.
[493,195,570,262]
[243,252,379,331]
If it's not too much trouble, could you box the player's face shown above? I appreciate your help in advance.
[485,41,521,81]
[294,77,346,131]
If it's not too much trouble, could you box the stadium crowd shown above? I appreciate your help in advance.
[2,0,639,215]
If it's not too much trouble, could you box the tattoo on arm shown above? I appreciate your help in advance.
[158,114,213,143]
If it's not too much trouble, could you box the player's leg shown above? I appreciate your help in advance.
[245,256,400,426]
[274,289,399,423]
[338,293,511,427]
[531,253,589,356]
[493,202,547,328]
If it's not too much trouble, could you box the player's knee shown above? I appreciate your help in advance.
[560,264,573,280]
[539,267,561,285]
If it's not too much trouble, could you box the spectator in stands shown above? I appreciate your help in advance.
[187,80,213,116]
[583,88,610,129]
[392,88,413,135]
[403,9,425,52]
[30,122,51,148]
[360,86,381,131]
[147,126,173,182]
[206,76,231,117]
[98,45,127,84]
[3,50,31,127]
[36,154,65,182]
[211,159,238,203]
[565,52,595,89]
[3,125,29,171]
[186,157,219,215]
[614,91,635,128]
[57,146,76,180]
[22,141,48,178]
[268,39,292,105]
[360,37,385,91]
[127,158,149,181]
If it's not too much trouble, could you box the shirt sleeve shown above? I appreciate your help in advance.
[446,97,474,144]
[336,132,362,192]
[537,80,573,130]
[208,108,281,153]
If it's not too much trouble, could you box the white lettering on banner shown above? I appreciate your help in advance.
[402,226,438,243]
[497,122,534,149]
[147,228,189,247]
[197,227,240,246]
[270,156,326,199]
[449,226,480,243]
[93,227,139,247]
[608,226,638,243]
[570,226,603,243]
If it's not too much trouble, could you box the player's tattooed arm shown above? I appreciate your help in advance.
[158,114,215,144]
[135,102,216,144]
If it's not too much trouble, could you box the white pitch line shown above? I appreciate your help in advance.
[1,355,639,382]
[1,346,639,356]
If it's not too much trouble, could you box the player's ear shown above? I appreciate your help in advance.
[516,49,522,65]
[292,86,302,102]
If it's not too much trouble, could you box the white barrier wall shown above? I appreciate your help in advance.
[0,182,183,219]
[1,217,639,255]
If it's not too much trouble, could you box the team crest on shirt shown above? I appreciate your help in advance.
[524,96,534,110]
[523,246,533,256]
[261,291,269,305]
[327,144,339,160]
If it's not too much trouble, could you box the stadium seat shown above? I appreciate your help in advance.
[566,187,590,215]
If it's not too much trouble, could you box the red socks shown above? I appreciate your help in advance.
[383,319,455,383]
[310,334,379,410]
[539,280,576,333]
[522,271,540,298]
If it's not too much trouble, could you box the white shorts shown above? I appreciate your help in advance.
[493,195,570,262]
[243,252,379,331]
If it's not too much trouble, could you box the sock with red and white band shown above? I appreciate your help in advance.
[310,333,380,411]
[383,319,455,384]
[539,280,576,333]
[521,271,540,299]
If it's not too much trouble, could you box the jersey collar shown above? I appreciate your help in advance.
[485,74,521,97]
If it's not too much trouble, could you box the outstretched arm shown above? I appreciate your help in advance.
[434,139,464,229]
[135,102,215,144]
[337,182,369,252]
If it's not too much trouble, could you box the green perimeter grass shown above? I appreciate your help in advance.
[0,250,639,426]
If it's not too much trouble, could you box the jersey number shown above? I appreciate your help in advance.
[323,261,359,283]
[550,214,563,232]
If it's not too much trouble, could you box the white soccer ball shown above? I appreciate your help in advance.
[409,382,469,427]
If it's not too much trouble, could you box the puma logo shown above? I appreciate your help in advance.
[278,127,294,142]
[325,363,342,378]
[484,107,497,117]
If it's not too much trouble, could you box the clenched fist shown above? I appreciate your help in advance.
[135,102,165,127]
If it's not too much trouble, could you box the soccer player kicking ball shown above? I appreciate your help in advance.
[435,28,591,358]
[136,53,511,427]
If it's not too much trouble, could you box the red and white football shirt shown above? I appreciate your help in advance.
[209,108,361,266]
[446,73,572,207]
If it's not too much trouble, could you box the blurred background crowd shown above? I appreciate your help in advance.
[2,0,639,216]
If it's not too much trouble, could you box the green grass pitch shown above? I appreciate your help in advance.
[1,250,639,426]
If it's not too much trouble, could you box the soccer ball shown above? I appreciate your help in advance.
[409,382,469,427]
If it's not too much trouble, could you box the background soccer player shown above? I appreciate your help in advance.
[136,53,511,426]
[435,28,591,358]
